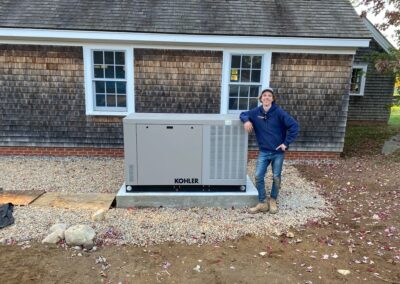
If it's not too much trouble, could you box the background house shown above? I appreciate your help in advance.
[0,0,371,159]
[347,17,396,124]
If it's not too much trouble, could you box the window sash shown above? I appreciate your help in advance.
[91,50,127,111]
[350,64,367,96]
[228,54,263,111]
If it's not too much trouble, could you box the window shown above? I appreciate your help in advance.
[228,55,263,111]
[83,46,134,115]
[350,64,367,96]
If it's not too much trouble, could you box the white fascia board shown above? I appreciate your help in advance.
[362,18,395,53]
[0,28,370,48]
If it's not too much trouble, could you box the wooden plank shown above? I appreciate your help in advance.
[30,192,115,210]
[0,190,46,206]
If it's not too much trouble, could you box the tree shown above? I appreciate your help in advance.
[355,1,400,103]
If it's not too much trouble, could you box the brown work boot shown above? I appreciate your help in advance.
[249,202,269,214]
[269,198,278,214]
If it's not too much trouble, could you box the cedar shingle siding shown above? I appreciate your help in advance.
[1,45,353,153]
[0,44,123,147]
[134,49,221,113]
[265,53,352,152]
[348,40,395,122]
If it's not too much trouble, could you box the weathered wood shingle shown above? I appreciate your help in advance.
[134,49,221,114]
[0,45,124,147]
[0,0,370,38]
[260,53,353,152]
[348,40,395,122]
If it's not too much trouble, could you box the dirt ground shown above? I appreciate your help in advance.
[1,153,400,283]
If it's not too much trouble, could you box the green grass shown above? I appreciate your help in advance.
[389,105,400,126]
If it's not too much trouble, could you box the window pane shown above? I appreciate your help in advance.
[104,51,114,64]
[250,86,259,97]
[249,98,258,109]
[242,56,251,68]
[230,69,240,82]
[106,95,116,107]
[239,98,248,110]
[241,70,250,82]
[239,85,249,97]
[117,95,127,107]
[115,52,125,65]
[96,94,105,107]
[350,68,362,92]
[231,56,241,68]
[106,81,116,93]
[229,98,238,110]
[229,85,239,98]
[93,51,103,64]
[252,56,262,68]
[94,65,104,78]
[115,66,125,79]
[116,82,126,94]
[251,70,261,82]
[105,65,115,78]
[95,81,105,93]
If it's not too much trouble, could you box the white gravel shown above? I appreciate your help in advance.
[0,157,332,246]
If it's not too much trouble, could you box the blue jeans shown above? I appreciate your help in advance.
[255,151,284,202]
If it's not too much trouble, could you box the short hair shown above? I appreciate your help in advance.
[259,88,275,102]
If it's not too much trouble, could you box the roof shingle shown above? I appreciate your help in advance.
[0,0,370,38]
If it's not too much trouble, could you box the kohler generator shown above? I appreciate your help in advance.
[123,113,248,192]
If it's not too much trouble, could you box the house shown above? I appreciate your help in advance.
[347,16,396,124]
[0,0,371,159]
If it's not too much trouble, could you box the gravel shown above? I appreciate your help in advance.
[0,156,332,246]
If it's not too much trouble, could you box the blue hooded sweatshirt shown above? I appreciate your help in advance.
[240,103,299,153]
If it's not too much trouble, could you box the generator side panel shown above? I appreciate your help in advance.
[202,123,248,185]
[124,122,138,186]
[136,124,203,185]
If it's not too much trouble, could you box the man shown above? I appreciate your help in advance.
[240,88,299,214]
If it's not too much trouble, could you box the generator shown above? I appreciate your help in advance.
[123,113,248,192]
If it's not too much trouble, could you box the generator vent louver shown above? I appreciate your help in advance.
[208,125,247,180]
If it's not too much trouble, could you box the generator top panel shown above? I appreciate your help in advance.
[124,113,242,125]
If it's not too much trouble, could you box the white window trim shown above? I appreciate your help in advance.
[220,50,272,114]
[83,45,134,116]
[350,63,368,96]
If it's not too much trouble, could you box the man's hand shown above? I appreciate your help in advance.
[243,121,253,133]
[275,144,287,151]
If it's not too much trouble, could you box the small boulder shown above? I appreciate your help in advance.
[65,224,96,246]
[49,223,68,234]
[91,209,106,221]
[42,229,64,244]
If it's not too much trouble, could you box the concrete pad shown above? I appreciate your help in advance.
[31,192,115,210]
[116,176,258,208]
[0,190,45,206]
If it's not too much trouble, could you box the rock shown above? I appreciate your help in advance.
[91,209,106,222]
[42,229,64,244]
[65,224,96,246]
[49,223,68,234]
[193,265,201,272]
[259,252,267,256]
[337,269,351,276]
[286,231,295,238]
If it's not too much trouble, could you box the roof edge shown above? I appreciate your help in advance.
[0,27,370,49]
[362,17,396,52]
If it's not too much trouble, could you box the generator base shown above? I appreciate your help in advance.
[125,185,245,192]
[116,176,258,208]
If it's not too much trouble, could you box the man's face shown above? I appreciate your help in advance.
[260,91,274,107]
